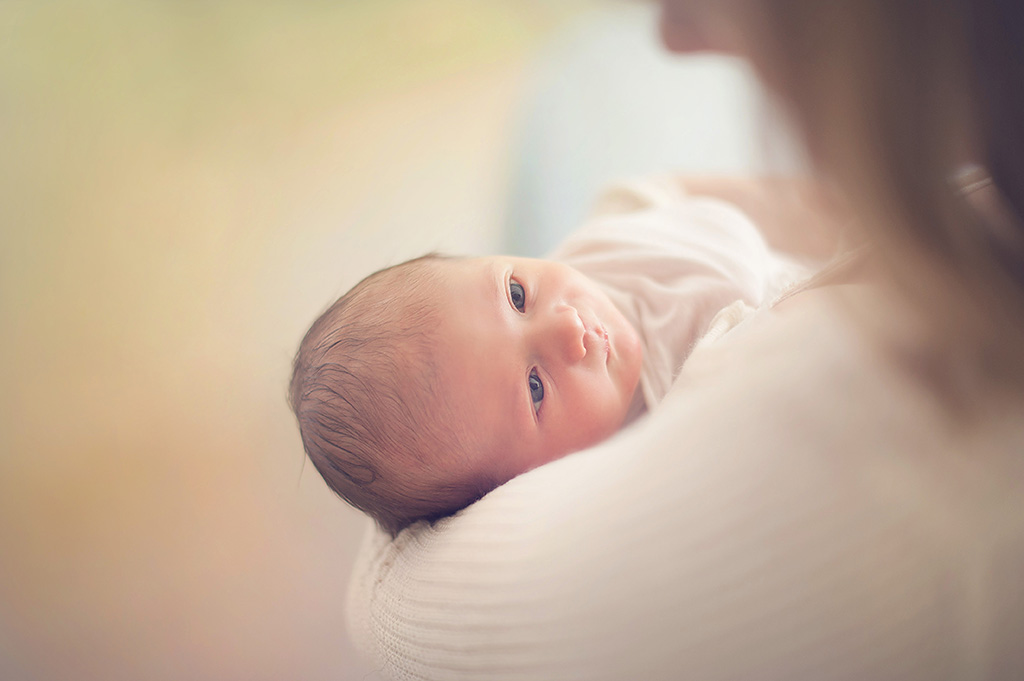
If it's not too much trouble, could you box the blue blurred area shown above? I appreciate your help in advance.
[503,2,799,257]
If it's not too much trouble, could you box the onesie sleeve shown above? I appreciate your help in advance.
[549,176,806,406]
[586,174,691,216]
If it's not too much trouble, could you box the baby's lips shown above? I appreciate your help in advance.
[582,315,610,364]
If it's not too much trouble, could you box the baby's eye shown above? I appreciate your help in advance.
[528,369,544,412]
[509,279,526,312]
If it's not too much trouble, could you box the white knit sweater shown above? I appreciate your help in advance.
[348,285,1024,680]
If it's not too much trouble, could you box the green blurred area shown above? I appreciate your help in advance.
[1,0,560,130]
[0,2,596,679]
[0,0,578,337]
[0,0,588,299]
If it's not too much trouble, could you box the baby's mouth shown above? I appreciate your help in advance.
[579,308,611,364]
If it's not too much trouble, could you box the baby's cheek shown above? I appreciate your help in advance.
[570,394,622,448]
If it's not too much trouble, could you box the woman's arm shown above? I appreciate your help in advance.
[347,286,977,680]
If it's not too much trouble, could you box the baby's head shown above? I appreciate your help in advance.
[290,253,643,535]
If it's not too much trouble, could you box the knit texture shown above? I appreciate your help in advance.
[347,285,1024,680]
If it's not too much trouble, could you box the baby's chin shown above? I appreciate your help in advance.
[615,317,644,397]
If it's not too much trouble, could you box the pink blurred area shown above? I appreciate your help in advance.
[0,1,592,678]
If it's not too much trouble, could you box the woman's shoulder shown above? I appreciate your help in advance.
[675,281,1024,465]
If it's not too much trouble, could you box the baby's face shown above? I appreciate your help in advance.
[431,256,643,483]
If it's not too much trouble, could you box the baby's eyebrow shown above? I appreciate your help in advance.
[489,262,537,430]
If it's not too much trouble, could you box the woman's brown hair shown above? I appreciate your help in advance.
[738,0,1024,388]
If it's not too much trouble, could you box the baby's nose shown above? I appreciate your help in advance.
[546,304,586,363]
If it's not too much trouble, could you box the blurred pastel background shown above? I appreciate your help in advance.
[0,1,783,678]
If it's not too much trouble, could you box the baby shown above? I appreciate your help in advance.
[289,252,645,535]
[290,178,806,536]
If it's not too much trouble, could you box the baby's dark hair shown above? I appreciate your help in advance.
[289,254,492,536]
